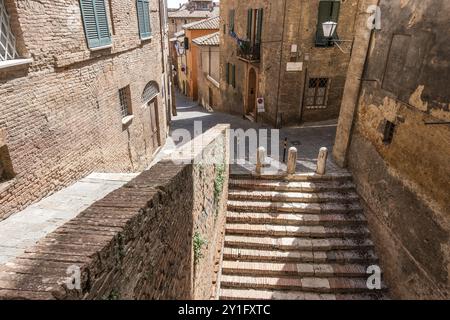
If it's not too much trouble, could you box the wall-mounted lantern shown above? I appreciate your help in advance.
[322,21,353,54]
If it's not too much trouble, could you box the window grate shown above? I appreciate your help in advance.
[119,86,131,118]
[305,78,329,109]
[0,0,19,61]
[383,120,396,144]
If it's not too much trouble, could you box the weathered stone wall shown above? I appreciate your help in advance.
[334,0,450,299]
[0,0,169,220]
[220,0,359,126]
[0,124,230,300]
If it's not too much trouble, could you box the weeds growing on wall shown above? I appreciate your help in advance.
[193,232,207,265]
[213,163,225,217]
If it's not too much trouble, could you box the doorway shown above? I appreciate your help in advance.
[148,99,161,152]
[246,68,257,119]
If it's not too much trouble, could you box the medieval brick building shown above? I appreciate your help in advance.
[333,0,450,299]
[0,0,172,220]
[220,0,360,125]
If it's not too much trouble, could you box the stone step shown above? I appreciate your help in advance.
[221,261,372,278]
[228,190,360,203]
[225,235,374,251]
[222,247,379,264]
[227,200,363,214]
[220,288,385,300]
[226,211,367,226]
[230,172,353,182]
[229,179,356,193]
[220,274,385,293]
[225,223,370,238]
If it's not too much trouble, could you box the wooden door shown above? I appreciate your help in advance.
[148,100,161,151]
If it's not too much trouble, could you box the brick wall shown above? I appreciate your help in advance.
[0,124,230,300]
[0,0,169,220]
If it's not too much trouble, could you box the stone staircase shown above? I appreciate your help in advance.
[219,172,387,300]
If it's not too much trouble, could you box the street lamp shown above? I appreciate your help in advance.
[321,21,353,54]
[322,21,338,38]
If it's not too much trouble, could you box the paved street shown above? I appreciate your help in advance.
[153,91,344,174]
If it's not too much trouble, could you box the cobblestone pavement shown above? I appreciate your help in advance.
[152,91,344,174]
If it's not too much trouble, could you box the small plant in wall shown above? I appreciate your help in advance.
[213,163,226,216]
[193,232,207,265]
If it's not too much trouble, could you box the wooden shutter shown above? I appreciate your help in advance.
[137,0,152,39]
[229,9,235,33]
[80,0,112,49]
[226,63,230,84]
[256,8,263,44]
[246,9,253,40]
[231,64,236,88]
[315,1,340,47]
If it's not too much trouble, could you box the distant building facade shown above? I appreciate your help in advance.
[334,0,450,299]
[0,0,171,220]
[172,16,219,101]
[193,32,221,111]
[220,0,360,126]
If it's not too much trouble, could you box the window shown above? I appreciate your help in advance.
[0,0,19,61]
[315,0,340,47]
[0,145,15,184]
[229,9,235,34]
[184,37,189,50]
[136,0,152,39]
[119,86,132,118]
[305,78,329,109]
[383,121,396,144]
[142,81,159,104]
[246,8,263,45]
[79,0,112,49]
[226,63,236,88]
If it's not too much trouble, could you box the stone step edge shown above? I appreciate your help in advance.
[222,247,379,263]
[219,288,386,300]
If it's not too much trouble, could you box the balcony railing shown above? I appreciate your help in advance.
[237,41,261,62]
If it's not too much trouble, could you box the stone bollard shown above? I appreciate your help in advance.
[316,147,328,175]
[287,147,297,175]
[256,146,266,175]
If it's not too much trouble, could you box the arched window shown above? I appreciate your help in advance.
[142,81,159,104]
[0,0,19,61]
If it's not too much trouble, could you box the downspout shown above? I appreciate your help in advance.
[274,0,288,128]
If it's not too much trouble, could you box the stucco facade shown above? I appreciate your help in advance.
[220,0,360,126]
[194,32,221,111]
[334,0,450,299]
[0,0,171,220]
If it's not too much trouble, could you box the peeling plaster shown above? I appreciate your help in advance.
[409,85,429,112]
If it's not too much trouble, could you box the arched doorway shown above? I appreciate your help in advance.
[246,68,257,119]
[142,81,161,152]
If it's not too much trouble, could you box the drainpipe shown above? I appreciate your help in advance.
[274,0,288,128]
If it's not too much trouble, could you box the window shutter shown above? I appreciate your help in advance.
[246,9,253,40]
[226,63,230,84]
[137,0,152,39]
[229,9,235,33]
[231,64,236,88]
[315,1,340,46]
[80,0,112,49]
[256,8,263,44]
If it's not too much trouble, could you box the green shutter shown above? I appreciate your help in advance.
[231,64,236,88]
[226,63,230,84]
[247,9,253,40]
[315,1,340,47]
[256,8,263,44]
[137,0,152,39]
[229,9,235,33]
[80,0,112,49]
